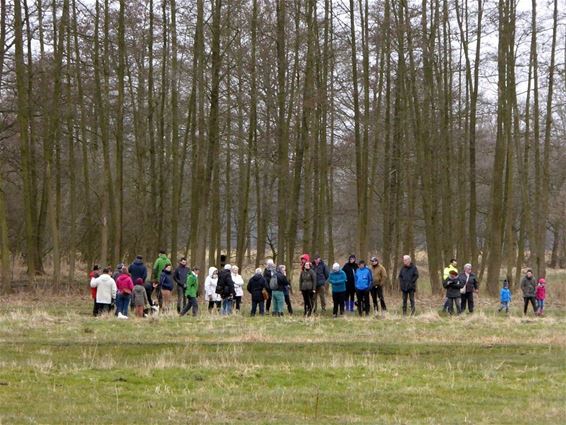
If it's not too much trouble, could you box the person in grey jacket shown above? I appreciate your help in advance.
[520,269,537,315]
[299,262,317,317]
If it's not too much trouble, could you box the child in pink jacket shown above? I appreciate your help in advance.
[536,278,546,316]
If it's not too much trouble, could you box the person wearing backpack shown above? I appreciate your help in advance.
[263,259,276,313]
[270,266,288,317]
[217,264,236,315]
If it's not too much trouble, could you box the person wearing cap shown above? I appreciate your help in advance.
[328,263,347,318]
[369,257,388,314]
[398,255,419,316]
[459,263,479,313]
[535,278,546,316]
[312,255,330,314]
[520,269,537,316]
[354,260,373,316]
[300,261,317,317]
[443,269,464,315]
[342,255,358,312]
[300,253,311,270]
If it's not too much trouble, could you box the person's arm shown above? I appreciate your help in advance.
[111,280,117,301]
[412,267,419,283]
[173,268,180,284]
[142,266,147,282]
[90,277,98,288]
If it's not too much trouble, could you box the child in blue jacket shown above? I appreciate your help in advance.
[354,260,373,316]
[498,279,511,313]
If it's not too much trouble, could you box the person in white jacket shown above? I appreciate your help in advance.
[90,267,117,316]
[204,267,221,313]
[231,265,245,312]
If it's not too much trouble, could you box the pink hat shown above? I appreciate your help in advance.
[538,278,546,284]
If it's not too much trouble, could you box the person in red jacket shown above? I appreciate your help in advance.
[89,265,100,316]
[115,266,134,318]
[536,278,546,316]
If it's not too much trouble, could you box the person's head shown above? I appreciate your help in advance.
[464,263,472,273]
[503,279,509,288]
[212,268,218,278]
[348,254,356,263]
[159,249,167,255]
[370,256,379,266]
[93,264,100,272]
[332,263,340,272]
[193,266,200,275]
[255,268,262,275]
[300,253,310,264]
[358,260,366,268]
[135,278,144,286]
[135,255,143,261]
[102,267,111,275]
[231,265,239,275]
[116,263,124,272]
[278,265,286,275]
[526,268,533,278]
[538,278,546,285]
[403,255,411,266]
[314,255,321,265]
[450,258,457,267]
[164,264,172,272]
[449,270,458,279]
[121,266,128,274]
[304,261,312,270]
[179,257,187,266]
[266,259,275,269]
[224,264,232,271]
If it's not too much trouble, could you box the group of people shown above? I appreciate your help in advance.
[87,250,549,319]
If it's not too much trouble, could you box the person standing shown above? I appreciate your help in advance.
[231,265,245,313]
[299,261,317,317]
[218,264,236,315]
[342,255,358,313]
[89,265,101,316]
[180,267,200,317]
[328,263,347,318]
[152,250,172,282]
[247,268,268,316]
[536,278,546,316]
[90,267,117,316]
[132,278,149,317]
[268,266,289,317]
[398,255,419,316]
[354,260,372,316]
[498,279,512,313]
[312,255,330,314]
[369,257,388,314]
[173,258,190,313]
[280,265,293,315]
[459,263,479,313]
[128,255,148,284]
[443,269,463,315]
[443,258,458,279]
[159,264,175,312]
[115,266,134,318]
[205,267,221,312]
[263,259,276,313]
[520,269,537,316]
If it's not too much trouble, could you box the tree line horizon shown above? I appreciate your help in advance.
[0,0,563,295]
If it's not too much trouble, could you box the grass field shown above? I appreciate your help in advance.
[0,293,565,424]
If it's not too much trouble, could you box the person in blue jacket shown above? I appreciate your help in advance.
[498,279,511,313]
[328,263,347,318]
[354,260,373,316]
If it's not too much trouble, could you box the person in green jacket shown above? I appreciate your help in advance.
[152,250,172,281]
[180,267,200,317]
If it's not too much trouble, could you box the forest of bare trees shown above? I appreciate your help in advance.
[0,0,564,294]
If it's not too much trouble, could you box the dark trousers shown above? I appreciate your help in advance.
[95,303,112,316]
[284,293,293,315]
[370,286,387,312]
[177,284,187,313]
[302,290,314,316]
[235,296,242,311]
[266,290,272,312]
[92,300,97,316]
[461,292,474,313]
[332,291,346,316]
[523,296,537,315]
[402,290,415,315]
[356,289,370,316]
[208,300,221,312]
[180,296,198,316]
[446,296,461,315]
[346,282,356,304]
[250,300,265,316]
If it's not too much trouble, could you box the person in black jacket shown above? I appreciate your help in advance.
[217,264,236,315]
[443,269,463,315]
[459,263,479,313]
[398,255,419,316]
[173,258,190,313]
[247,268,268,316]
[312,255,330,314]
[263,259,276,313]
[342,254,358,312]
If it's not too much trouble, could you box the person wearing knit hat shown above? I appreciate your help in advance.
[328,263,347,317]
[535,278,546,316]
[342,254,358,312]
